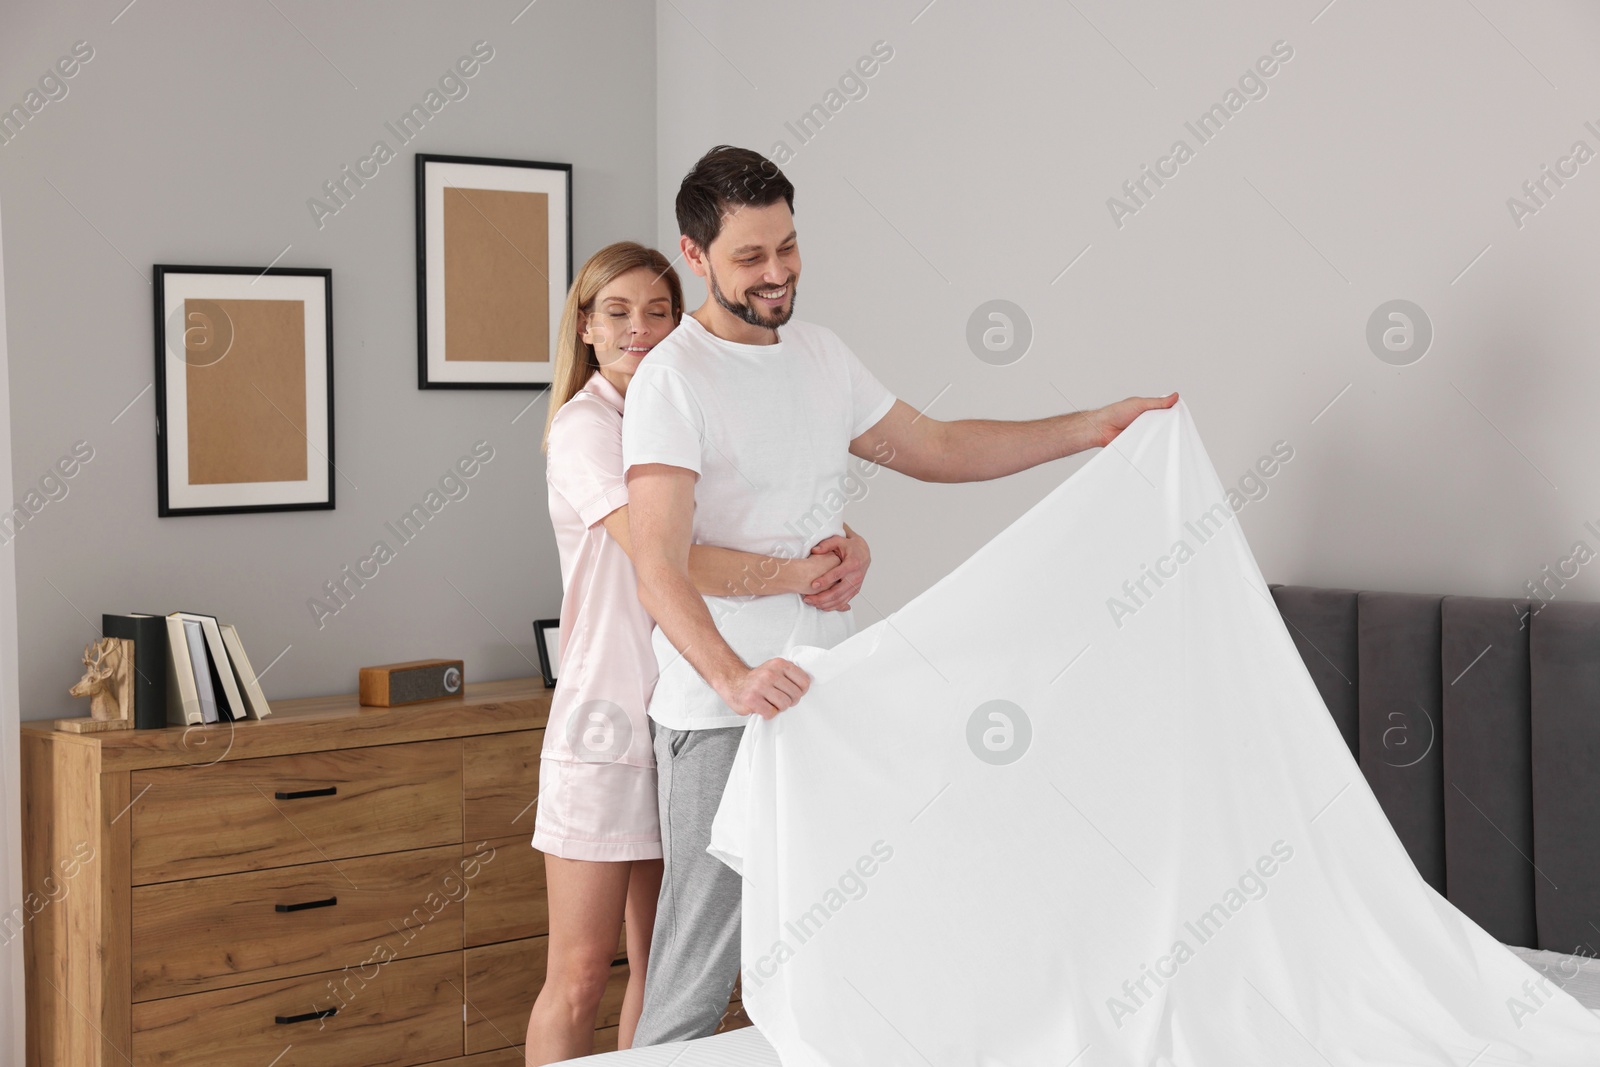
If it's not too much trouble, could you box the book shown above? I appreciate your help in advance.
[103,613,169,730]
[219,623,272,719]
[174,612,248,723]
[160,614,203,725]
[184,619,219,724]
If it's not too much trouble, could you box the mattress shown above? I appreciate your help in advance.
[583,953,1600,1063]
[1507,945,1600,1013]
[586,1026,777,1064]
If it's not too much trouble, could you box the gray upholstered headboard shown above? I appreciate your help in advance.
[1269,586,1600,956]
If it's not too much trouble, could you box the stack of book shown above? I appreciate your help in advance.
[102,612,274,727]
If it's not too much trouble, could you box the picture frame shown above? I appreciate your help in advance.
[533,618,560,689]
[153,265,335,517]
[416,153,572,389]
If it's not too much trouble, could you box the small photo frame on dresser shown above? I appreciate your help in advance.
[533,619,560,688]
[153,265,335,517]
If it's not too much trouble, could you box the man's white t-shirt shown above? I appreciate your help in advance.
[621,313,896,731]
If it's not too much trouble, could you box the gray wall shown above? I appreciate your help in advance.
[1,0,658,720]
[655,0,1600,629]
[0,188,26,1067]
[5,4,1599,729]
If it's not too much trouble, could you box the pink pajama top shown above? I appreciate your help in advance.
[542,372,657,767]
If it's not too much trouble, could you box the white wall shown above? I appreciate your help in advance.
[0,0,658,721]
[655,0,1600,625]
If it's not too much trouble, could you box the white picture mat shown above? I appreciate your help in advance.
[538,621,562,676]
[161,272,330,509]
[422,160,567,384]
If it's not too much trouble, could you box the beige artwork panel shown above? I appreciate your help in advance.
[443,187,549,363]
[186,298,309,485]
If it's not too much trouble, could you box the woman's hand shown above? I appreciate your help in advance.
[800,524,871,612]
[785,552,841,598]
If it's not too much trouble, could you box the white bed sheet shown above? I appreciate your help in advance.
[1507,946,1600,1013]
[579,1026,778,1064]
[584,401,1600,1065]
[704,400,1600,1065]
[580,947,1600,1064]
[572,959,1587,1062]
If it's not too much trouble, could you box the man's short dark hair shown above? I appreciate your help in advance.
[676,145,795,252]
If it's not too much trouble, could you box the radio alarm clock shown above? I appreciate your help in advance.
[358,658,464,707]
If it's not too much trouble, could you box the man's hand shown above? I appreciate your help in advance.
[716,658,811,719]
[802,524,870,612]
[1085,392,1180,448]
[851,391,1180,484]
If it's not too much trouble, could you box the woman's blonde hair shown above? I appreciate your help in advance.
[542,241,684,451]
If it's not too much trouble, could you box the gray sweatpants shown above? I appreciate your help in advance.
[632,723,746,1046]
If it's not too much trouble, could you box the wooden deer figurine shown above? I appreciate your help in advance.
[64,636,135,731]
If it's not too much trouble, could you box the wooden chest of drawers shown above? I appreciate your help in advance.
[23,677,565,1066]
[23,675,749,1065]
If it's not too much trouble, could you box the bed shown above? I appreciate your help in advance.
[1267,587,1600,957]
[582,585,1600,1062]
[584,1026,779,1064]
[587,954,1600,1064]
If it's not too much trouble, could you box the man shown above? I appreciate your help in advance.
[622,144,1177,1044]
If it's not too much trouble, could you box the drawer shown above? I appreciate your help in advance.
[594,960,629,1030]
[131,949,463,1067]
[133,845,467,1000]
[464,731,541,841]
[131,740,464,883]
[463,937,545,1054]
[463,836,546,947]
[464,936,627,1055]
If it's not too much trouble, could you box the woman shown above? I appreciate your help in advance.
[526,241,869,1064]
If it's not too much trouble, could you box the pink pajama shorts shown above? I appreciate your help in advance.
[531,757,662,862]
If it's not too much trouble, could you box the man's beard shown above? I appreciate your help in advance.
[708,264,797,329]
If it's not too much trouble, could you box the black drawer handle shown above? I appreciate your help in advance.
[276,1007,337,1025]
[275,896,337,914]
[275,785,337,800]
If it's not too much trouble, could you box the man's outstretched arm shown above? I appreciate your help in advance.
[626,462,811,719]
[849,392,1179,483]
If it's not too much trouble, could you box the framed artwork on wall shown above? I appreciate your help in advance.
[415,153,572,389]
[153,264,335,517]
